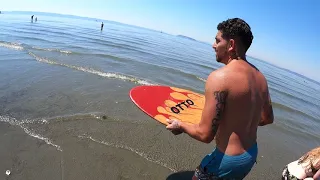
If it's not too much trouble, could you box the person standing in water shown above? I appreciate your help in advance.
[282,146,320,180]
[101,22,104,31]
[31,15,34,22]
[35,17,37,22]
[166,18,274,179]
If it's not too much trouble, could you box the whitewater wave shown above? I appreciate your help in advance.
[0,116,62,151]
[32,46,72,54]
[28,52,156,85]
[0,41,24,50]
[196,76,206,82]
[78,135,176,172]
[0,40,73,55]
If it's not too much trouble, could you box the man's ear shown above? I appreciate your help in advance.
[228,39,236,52]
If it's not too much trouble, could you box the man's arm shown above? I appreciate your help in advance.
[313,169,320,180]
[168,72,228,143]
[259,83,274,126]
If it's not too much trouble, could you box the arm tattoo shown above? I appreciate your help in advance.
[212,91,228,135]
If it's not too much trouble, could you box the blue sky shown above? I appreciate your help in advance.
[2,0,320,81]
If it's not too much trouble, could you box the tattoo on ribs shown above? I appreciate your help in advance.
[212,91,228,134]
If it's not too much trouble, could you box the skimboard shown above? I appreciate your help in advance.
[129,85,205,125]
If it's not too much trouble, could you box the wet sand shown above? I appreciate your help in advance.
[0,113,307,180]
[0,120,172,180]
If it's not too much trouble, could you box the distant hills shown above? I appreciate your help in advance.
[176,35,212,46]
[176,35,197,41]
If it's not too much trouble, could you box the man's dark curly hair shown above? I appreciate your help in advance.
[217,18,253,52]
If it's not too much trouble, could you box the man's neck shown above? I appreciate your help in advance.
[225,56,247,65]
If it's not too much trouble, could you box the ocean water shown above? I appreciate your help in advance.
[0,12,320,179]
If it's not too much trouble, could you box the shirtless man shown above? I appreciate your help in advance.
[166,18,274,179]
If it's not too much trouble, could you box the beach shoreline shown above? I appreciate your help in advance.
[0,111,309,180]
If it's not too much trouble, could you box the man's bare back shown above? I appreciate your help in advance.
[213,60,271,155]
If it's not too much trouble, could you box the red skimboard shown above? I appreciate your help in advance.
[129,85,205,125]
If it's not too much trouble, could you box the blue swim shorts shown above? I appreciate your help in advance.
[194,143,258,180]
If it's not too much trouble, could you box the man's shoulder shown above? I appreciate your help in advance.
[206,69,229,91]
[225,61,267,81]
[207,65,267,89]
[207,66,238,82]
[207,68,226,82]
